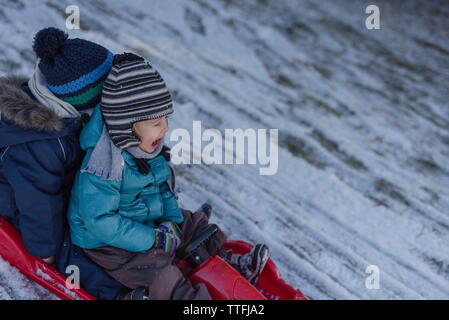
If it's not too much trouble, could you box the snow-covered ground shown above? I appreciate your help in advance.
[0,0,448,299]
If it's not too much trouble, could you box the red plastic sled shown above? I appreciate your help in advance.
[0,217,306,300]
[0,217,95,300]
[178,241,306,300]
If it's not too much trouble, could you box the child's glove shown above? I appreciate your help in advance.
[153,228,180,257]
[157,221,181,239]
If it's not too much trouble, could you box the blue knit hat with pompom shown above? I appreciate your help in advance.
[32,27,113,111]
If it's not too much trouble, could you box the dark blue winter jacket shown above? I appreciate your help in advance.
[0,77,122,299]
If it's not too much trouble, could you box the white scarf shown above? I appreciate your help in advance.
[80,124,165,181]
[28,59,85,119]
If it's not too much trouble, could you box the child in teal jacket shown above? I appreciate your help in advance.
[67,53,269,300]
[67,104,182,253]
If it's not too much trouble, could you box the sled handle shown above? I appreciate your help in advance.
[180,224,218,268]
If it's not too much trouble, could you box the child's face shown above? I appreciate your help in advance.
[133,116,169,153]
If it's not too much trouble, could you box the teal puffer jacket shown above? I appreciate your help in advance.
[67,106,183,252]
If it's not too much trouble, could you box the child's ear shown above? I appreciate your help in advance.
[132,122,141,139]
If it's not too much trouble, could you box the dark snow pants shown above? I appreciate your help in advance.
[82,208,227,300]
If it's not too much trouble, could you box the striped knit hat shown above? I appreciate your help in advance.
[101,53,174,149]
[32,27,113,112]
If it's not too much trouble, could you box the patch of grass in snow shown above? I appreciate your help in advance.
[414,38,449,57]
[171,89,191,105]
[350,80,390,100]
[278,134,327,169]
[4,0,25,10]
[310,129,368,172]
[192,0,219,15]
[275,74,298,89]
[18,49,35,62]
[184,7,206,36]
[307,62,333,80]
[198,55,240,77]
[78,0,121,19]
[252,46,302,90]
[0,59,21,72]
[374,179,411,207]
[274,216,295,231]
[421,186,440,203]
[273,19,318,43]
[423,256,449,281]
[365,194,389,208]
[411,158,442,174]
[0,8,8,22]
[302,95,344,118]
[196,106,223,128]
[439,133,449,145]
[402,102,449,130]
[209,88,263,123]
[0,273,15,299]
[44,1,66,19]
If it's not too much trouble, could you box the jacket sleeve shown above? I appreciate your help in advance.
[2,140,66,259]
[76,171,155,252]
[158,181,184,225]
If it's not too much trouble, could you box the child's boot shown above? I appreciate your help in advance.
[224,244,270,285]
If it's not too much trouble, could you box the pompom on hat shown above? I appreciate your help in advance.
[32,27,113,111]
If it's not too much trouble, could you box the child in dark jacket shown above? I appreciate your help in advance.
[67,53,269,300]
[0,27,122,299]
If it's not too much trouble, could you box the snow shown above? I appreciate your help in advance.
[0,257,56,300]
[35,266,76,299]
[0,0,448,299]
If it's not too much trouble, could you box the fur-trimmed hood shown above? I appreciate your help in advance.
[0,77,81,149]
[0,76,61,131]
